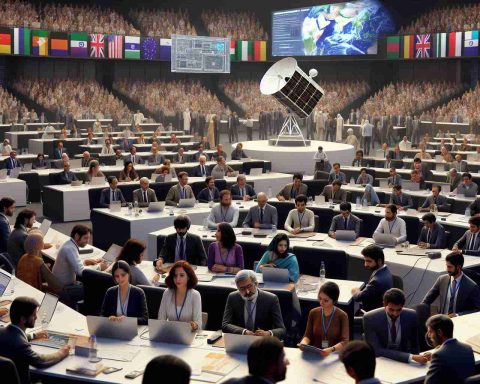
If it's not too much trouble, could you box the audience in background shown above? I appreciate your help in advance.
[130,8,196,37]
[201,10,268,40]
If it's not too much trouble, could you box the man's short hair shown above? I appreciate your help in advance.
[390,167,396,172]
[413,157,422,163]
[469,216,480,227]
[426,314,454,339]
[247,337,284,377]
[237,174,246,182]
[386,203,398,214]
[339,341,376,381]
[432,185,441,192]
[292,172,303,181]
[422,213,436,223]
[360,168,368,173]
[9,296,39,325]
[333,162,340,168]
[445,252,464,268]
[339,202,351,212]
[177,171,188,179]
[383,288,405,306]
[295,194,308,204]
[107,176,117,184]
[393,185,402,192]
[173,215,190,230]
[462,172,472,180]
[332,180,342,187]
[219,189,231,199]
[235,269,258,285]
[205,176,214,185]
[0,197,15,211]
[143,355,191,384]
[70,224,91,239]
[361,244,385,264]
[140,177,149,184]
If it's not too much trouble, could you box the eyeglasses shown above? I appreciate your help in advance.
[238,283,254,292]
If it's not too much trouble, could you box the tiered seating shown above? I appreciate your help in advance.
[200,10,268,40]
[129,8,196,37]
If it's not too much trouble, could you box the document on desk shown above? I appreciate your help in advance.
[201,352,239,376]
[96,346,140,362]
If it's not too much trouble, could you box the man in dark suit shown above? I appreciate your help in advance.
[364,288,425,364]
[422,252,480,316]
[197,176,220,203]
[448,168,462,193]
[328,163,347,184]
[148,146,165,166]
[424,314,474,384]
[242,192,277,229]
[321,180,347,203]
[0,197,15,253]
[133,177,157,208]
[231,142,248,160]
[387,167,402,187]
[452,216,480,255]
[276,173,308,201]
[329,202,361,238]
[231,175,256,201]
[352,245,393,312]
[0,297,69,384]
[124,146,143,165]
[211,143,227,161]
[5,151,22,175]
[173,147,186,164]
[418,185,449,212]
[222,270,286,339]
[54,141,67,160]
[228,112,239,143]
[417,213,446,249]
[352,150,368,167]
[55,161,78,184]
[469,196,480,216]
[388,185,413,210]
[192,155,210,177]
[100,176,126,208]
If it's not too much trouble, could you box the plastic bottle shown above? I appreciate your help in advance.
[203,218,209,231]
[465,207,471,218]
[88,335,98,362]
[362,197,368,209]
[127,203,132,216]
[350,177,355,186]
[320,261,326,281]
[272,224,277,234]
[134,200,139,216]
[267,186,272,199]
[355,196,361,209]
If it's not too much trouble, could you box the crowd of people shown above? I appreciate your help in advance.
[12,79,132,122]
[0,0,39,28]
[0,86,29,124]
[129,7,196,37]
[400,2,480,34]
[201,10,268,41]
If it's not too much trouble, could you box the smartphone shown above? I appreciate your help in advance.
[104,367,122,374]
[125,369,144,379]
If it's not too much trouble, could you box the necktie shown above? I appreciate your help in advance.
[469,233,477,250]
[178,237,185,261]
[111,190,115,202]
[143,191,147,203]
[448,279,457,314]
[201,165,205,176]
[344,217,348,229]
[181,187,185,199]
[427,229,430,243]
[390,320,397,344]
[260,208,264,223]
[246,300,254,331]
[132,155,135,163]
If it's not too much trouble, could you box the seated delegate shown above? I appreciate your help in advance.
[197,176,220,203]
[118,161,139,182]
[99,176,126,208]
[206,190,239,229]
[208,222,244,273]
[165,172,195,206]
[276,173,308,201]
[116,239,152,286]
[242,192,277,229]
[284,194,314,234]
[329,202,361,239]
[133,177,158,207]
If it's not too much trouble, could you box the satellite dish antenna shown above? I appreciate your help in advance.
[260,57,325,146]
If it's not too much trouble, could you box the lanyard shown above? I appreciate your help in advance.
[175,290,189,321]
[221,206,230,222]
[388,218,397,234]
[322,307,336,338]
[209,188,214,200]
[298,211,305,229]
[118,285,130,316]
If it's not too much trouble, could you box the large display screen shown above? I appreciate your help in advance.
[272,0,395,57]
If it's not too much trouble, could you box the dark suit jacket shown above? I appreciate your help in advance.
[389,193,413,209]
[231,149,248,160]
[197,187,220,203]
[192,164,211,177]
[99,188,126,208]
[100,285,148,325]
[223,376,273,384]
[422,273,480,315]
[53,148,66,159]
[0,213,10,253]
[231,184,256,200]
[222,289,286,339]
[469,197,480,216]
[173,154,186,164]
[454,230,480,256]
[425,339,474,384]
[418,223,446,249]
[353,265,393,311]
[124,154,143,164]
[329,213,361,237]
[5,157,21,173]
[154,233,207,266]
[363,308,419,363]
[321,185,347,203]
[0,324,65,384]
[352,159,368,167]
[54,170,78,184]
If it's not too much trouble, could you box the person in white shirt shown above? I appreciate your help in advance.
[374,204,407,244]
[313,146,328,171]
[284,195,315,234]
[101,138,115,155]
[361,119,373,155]
[0,139,12,156]
[399,136,412,151]
[42,123,56,139]
[133,110,144,126]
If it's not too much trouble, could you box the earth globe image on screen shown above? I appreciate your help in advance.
[301,0,395,55]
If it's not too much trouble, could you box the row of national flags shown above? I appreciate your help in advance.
[387,31,480,59]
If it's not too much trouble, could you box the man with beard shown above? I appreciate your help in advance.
[206,190,239,229]
[351,245,393,312]
[424,314,474,384]
[153,215,207,271]
[363,289,425,364]
[0,297,70,384]
[222,270,286,339]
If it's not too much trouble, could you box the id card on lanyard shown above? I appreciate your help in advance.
[221,206,230,222]
[176,291,189,321]
[298,211,305,230]
[321,307,336,348]
[388,218,397,234]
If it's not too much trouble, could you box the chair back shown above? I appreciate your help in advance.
[82,269,115,315]
[0,253,14,274]
[0,357,20,384]
[196,285,233,331]
[138,285,166,319]
[392,274,403,290]
[292,246,347,279]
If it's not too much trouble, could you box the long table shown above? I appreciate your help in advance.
[0,177,27,206]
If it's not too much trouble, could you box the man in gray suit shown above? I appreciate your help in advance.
[364,288,426,364]
[418,185,449,212]
[173,147,186,164]
[388,185,413,210]
[417,213,446,249]
[133,177,158,208]
[329,202,361,238]
[328,163,347,184]
[422,252,480,316]
[7,209,36,267]
[447,168,462,192]
[0,297,70,384]
[165,172,195,206]
[424,314,474,384]
[453,216,480,256]
[148,146,165,165]
[124,146,143,165]
[242,192,277,229]
[456,172,478,197]
[207,189,239,229]
[321,180,347,203]
[222,270,286,339]
[276,173,308,201]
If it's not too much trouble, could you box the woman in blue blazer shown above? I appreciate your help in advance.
[101,260,149,325]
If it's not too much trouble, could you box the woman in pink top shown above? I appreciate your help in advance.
[207,222,244,273]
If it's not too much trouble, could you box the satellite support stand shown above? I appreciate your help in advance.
[275,111,307,146]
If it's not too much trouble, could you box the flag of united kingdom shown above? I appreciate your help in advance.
[90,34,105,58]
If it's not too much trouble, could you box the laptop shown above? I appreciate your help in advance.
[0,269,11,296]
[261,267,290,283]
[314,195,326,205]
[148,319,196,345]
[434,182,451,194]
[31,331,71,349]
[435,163,446,172]
[378,179,389,189]
[102,243,122,265]
[23,163,32,171]
[178,198,196,208]
[335,230,356,241]
[153,173,172,183]
[0,169,7,180]
[90,176,105,185]
[9,168,20,178]
[249,168,263,176]
[86,315,138,340]
[70,180,82,186]
[372,233,397,247]
[224,333,259,354]
[147,201,165,212]
[402,180,420,191]
[467,154,480,162]
[70,159,82,169]
[116,159,124,167]
[109,201,121,212]
[34,293,59,329]
[39,219,52,236]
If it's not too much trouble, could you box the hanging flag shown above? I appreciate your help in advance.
[124,36,140,59]
[464,30,479,57]
[230,39,236,61]
[236,40,253,61]
[107,35,123,59]
[89,33,105,58]
[386,36,400,59]
[141,37,159,60]
[434,32,447,58]
[159,38,171,60]
[402,35,414,59]
[448,31,462,57]
[253,40,267,61]
[49,32,68,57]
[415,34,432,58]
[31,30,49,56]
[0,27,11,55]
[13,28,30,55]
[259,41,267,61]
[70,32,88,57]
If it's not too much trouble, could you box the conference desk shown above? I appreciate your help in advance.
[29,138,86,158]
[5,131,53,150]
[0,177,27,206]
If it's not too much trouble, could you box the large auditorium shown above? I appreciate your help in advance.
[1,0,480,383]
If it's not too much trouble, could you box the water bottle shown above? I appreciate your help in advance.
[203,218,209,231]
[88,334,98,362]
[465,207,471,218]
[320,261,326,281]
[350,177,355,186]
[134,200,139,216]
[355,196,361,209]
[362,197,368,209]
[267,186,272,199]
[272,224,277,235]
[127,203,133,216]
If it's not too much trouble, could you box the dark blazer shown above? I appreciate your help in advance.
[54,170,78,184]
[352,159,368,167]
[5,157,21,173]
[363,307,419,363]
[418,223,446,249]
[154,232,207,266]
[454,230,480,256]
[211,150,227,160]
[469,197,480,216]
[99,188,126,208]
[0,213,10,253]
[321,185,347,203]
[231,183,256,200]
[242,204,278,229]
[224,376,274,384]
[124,154,143,165]
[422,273,480,315]
[329,213,361,237]
[328,171,346,184]
[222,289,286,339]
[192,164,211,177]
[425,339,474,384]
[231,149,248,160]
[100,285,148,325]
[0,324,65,384]
[53,148,66,160]
[389,193,413,209]
[421,195,449,211]
[197,187,220,203]
[173,154,186,164]
[353,265,393,312]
